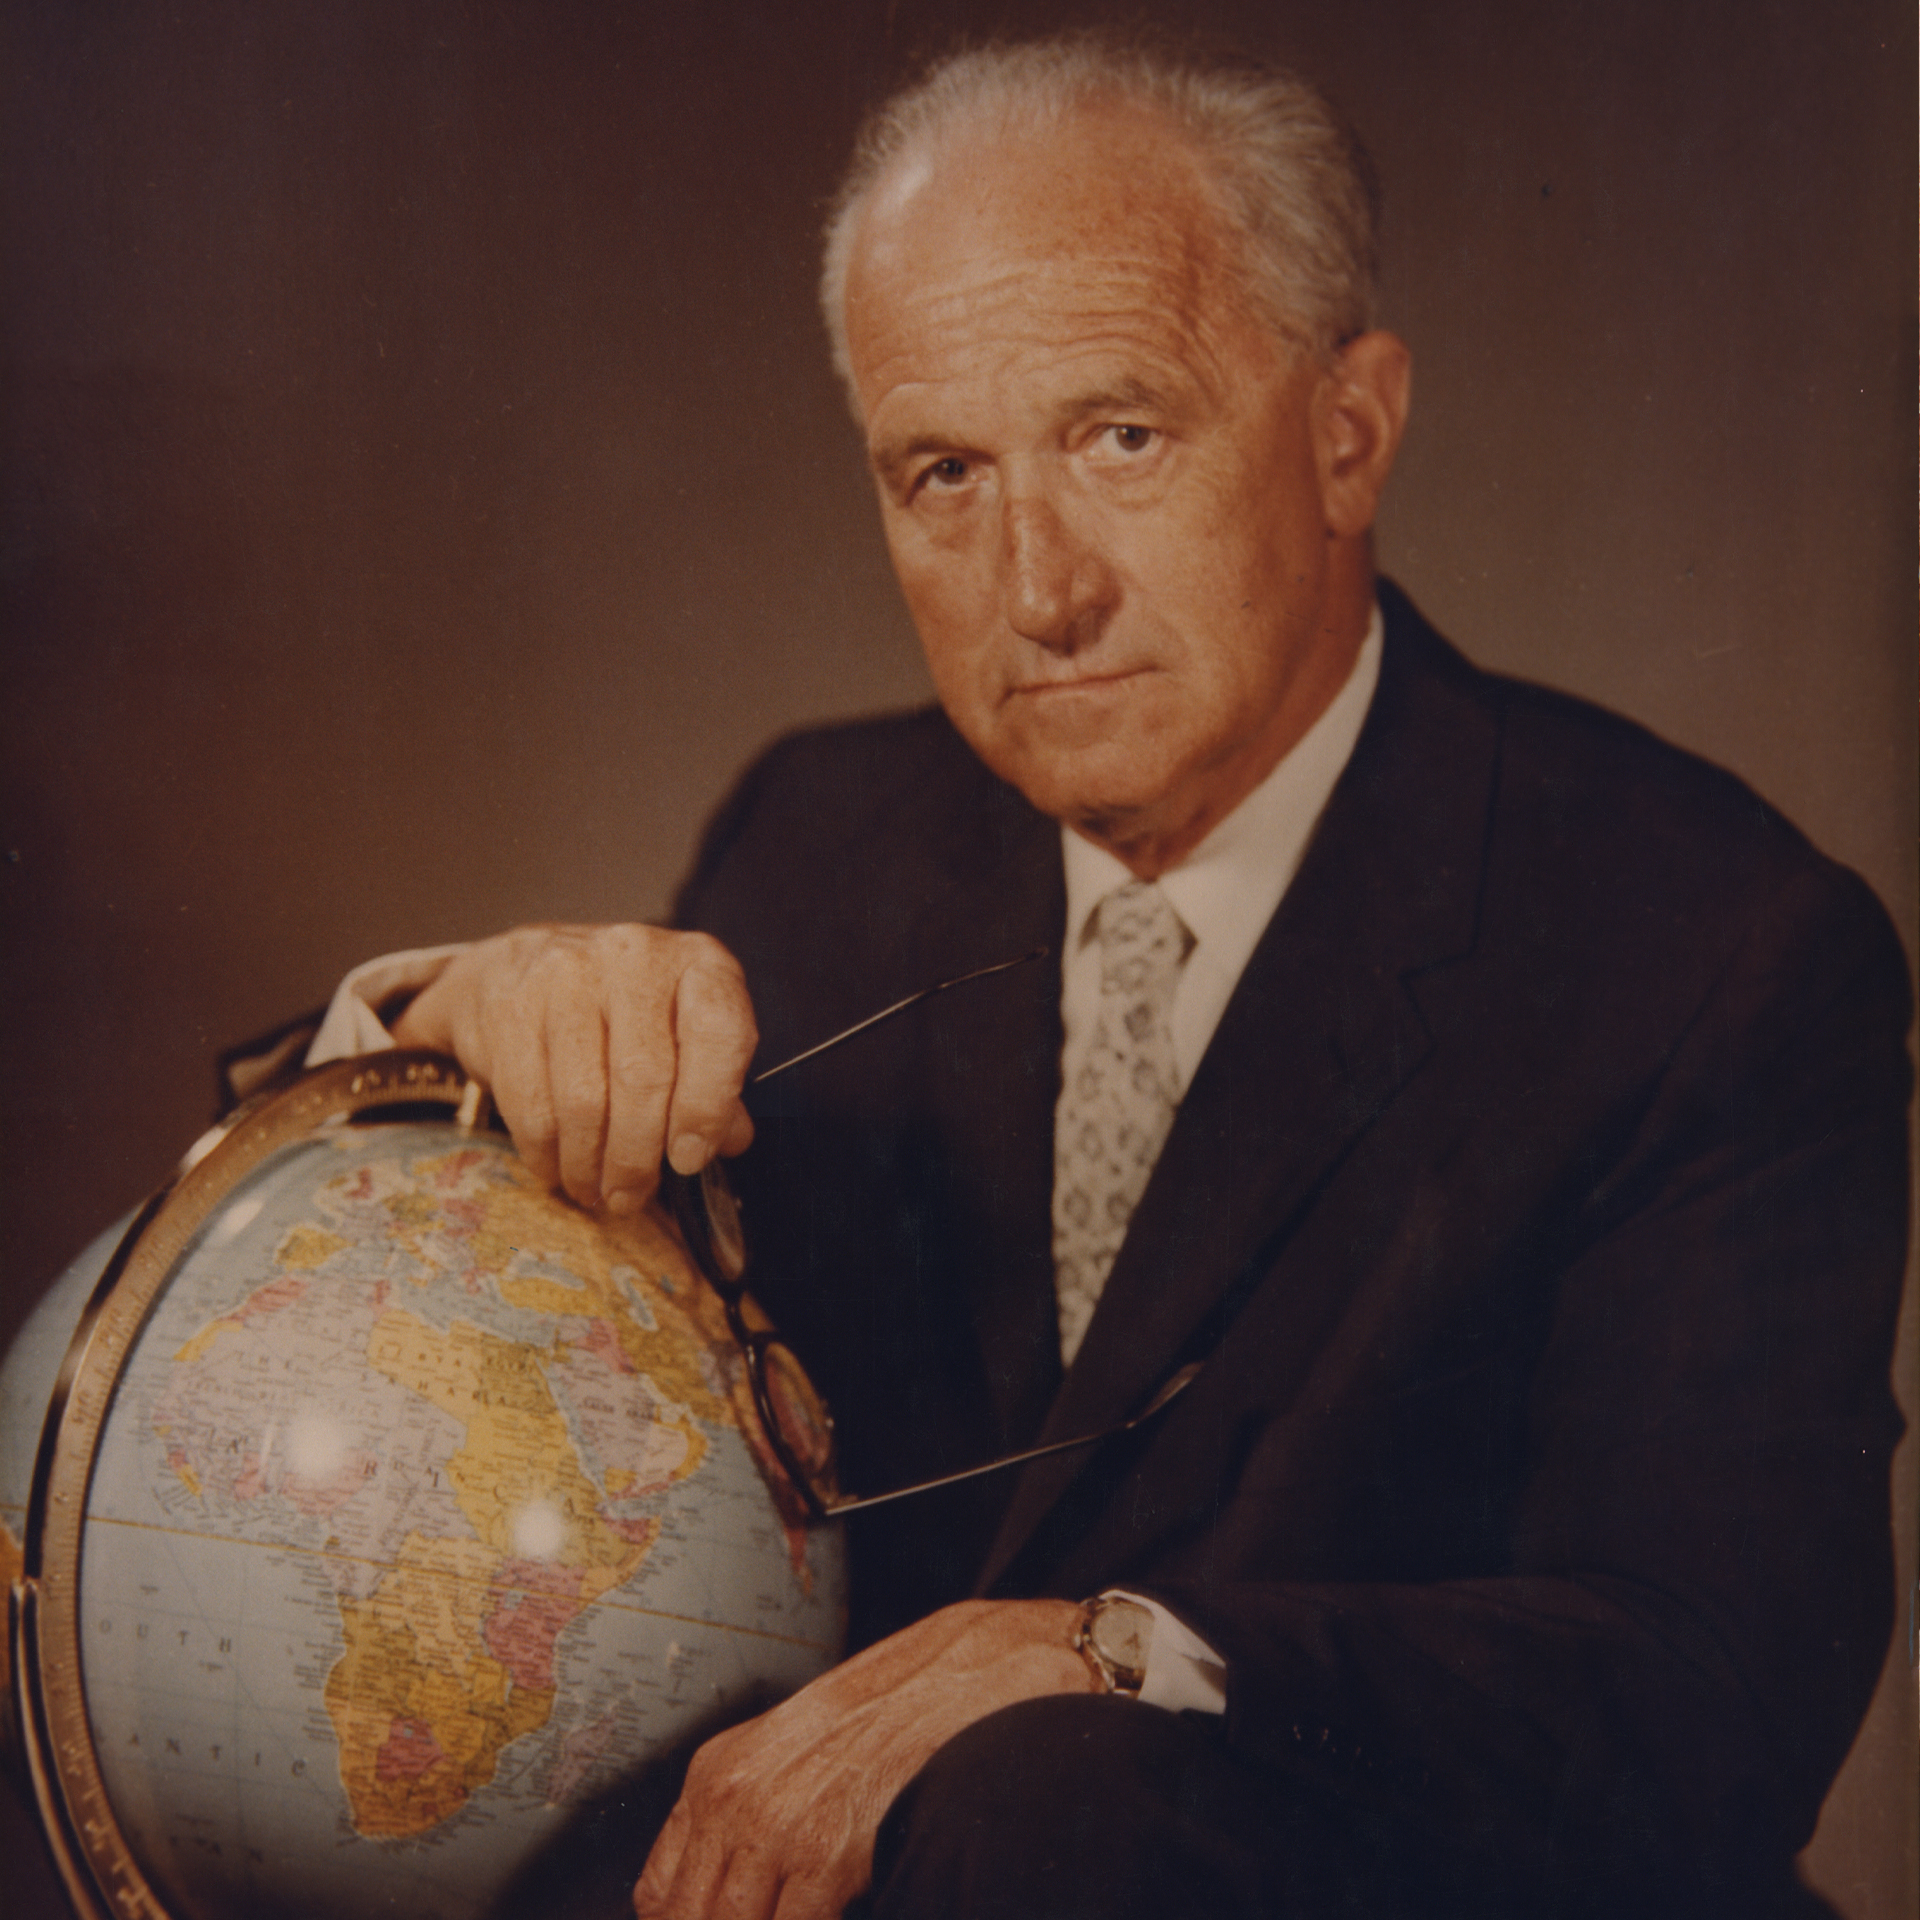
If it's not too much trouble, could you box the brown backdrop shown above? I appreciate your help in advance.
[3,2,1913,1915]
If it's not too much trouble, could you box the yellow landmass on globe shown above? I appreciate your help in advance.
[170,1321,225,1366]
[276,1224,352,1270]
[472,1168,742,1431]
[329,1311,645,1838]
[327,1533,552,1838]
[304,1142,787,1839]
[367,1308,646,1598]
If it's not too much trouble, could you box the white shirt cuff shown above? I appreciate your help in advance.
[1105,1589,1227,1715]
[305,945,471,1067]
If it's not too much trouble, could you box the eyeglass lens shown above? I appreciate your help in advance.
[660,949,1199,1522]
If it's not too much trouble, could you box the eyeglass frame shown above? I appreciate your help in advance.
[658,950,1202,1525]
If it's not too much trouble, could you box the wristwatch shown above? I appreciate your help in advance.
[1073,1593,1154,1697]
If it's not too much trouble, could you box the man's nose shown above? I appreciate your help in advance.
[998,492,1117,652]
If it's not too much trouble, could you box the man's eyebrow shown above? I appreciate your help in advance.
[868,431,957,481]
[1056,376,1177,419]
[870,377,1183,477]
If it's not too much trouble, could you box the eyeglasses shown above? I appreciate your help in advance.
[661,952,1201,1523]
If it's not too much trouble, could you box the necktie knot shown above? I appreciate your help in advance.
[1095,881,1191,1001]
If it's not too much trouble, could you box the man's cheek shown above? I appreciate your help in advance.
[912,612,1007,724]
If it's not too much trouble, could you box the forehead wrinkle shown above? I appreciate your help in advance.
[1054,374,1177,419]
[863,256,1245,419]
[848,112,1274,428]
[887,242,1208,334]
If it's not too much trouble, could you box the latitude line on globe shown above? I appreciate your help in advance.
[82,1511,837,1651]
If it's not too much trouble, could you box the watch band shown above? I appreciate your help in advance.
[1073,1593,1153,1697]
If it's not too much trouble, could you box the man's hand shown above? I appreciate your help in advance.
[391,923,756,1210]
[633,1599,1094,1919]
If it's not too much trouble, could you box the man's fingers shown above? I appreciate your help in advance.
[385,922,757,1210]
[770,1870,859,1920]
[601,939,682,1205]
[636,1815,735,1920]
[709,1845,784,1920]
[663,946,759,1176]
[478,982,561,1193]
[633,1799,689,1915]
[623,1603,1083,1920]
[633,1825,787,1920]
[718,1101,755,1159]
[545,995,612,1208]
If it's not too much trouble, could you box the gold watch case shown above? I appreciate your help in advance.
[1074,1593,1153,1697]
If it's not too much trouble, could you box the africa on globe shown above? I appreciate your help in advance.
[0,1054,846,1920]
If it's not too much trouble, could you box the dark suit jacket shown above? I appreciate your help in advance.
[675,581,1910,1916]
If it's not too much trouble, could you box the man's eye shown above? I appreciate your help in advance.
[1108,425,1154,453]
[922,456,971,488]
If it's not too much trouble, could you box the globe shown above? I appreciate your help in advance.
[0,1054,846,1920]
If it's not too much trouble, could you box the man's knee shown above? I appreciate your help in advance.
[868,1693,1278,1920]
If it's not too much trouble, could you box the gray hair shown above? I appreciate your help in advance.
[819,32,1381,399]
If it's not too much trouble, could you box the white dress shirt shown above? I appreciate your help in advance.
[1059,605,1382,1101]
[307,607,1384,1716]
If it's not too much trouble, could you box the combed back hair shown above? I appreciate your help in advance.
[819,32,1381,399]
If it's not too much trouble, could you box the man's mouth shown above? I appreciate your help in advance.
[1008,665,1155,697]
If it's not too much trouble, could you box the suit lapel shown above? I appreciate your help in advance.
[882,752,1069,1457]
[978,593,1502,1592]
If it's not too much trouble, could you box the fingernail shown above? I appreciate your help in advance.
[606,1189,640,1218]
[667,1133,707,1176]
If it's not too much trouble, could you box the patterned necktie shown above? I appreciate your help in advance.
[1052,880,1193,1366]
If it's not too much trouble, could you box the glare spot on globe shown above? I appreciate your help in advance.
[285,1408,348,1481]
[510,1497,567,1561]
[210,1193,264,1242]
[0,1122,845,1920]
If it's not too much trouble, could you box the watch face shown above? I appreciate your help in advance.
[1092,1599,1153,1683]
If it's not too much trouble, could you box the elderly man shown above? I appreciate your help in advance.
[307,37,1907,1920]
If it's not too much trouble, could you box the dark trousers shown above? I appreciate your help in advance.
[864,1693,1414,1920]
[492,1692,1841,1919]
[864,1696,1852,1920]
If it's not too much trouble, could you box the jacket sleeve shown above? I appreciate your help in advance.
[1146,862,1912,1908]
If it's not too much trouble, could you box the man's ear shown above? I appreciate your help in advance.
[1314,331,1412,540]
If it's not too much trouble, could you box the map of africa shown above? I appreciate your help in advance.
[2,1122,844,1920]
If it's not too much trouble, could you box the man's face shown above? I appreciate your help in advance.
[843,105,1392,871]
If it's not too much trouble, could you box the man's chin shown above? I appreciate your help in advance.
[1004,761,1178,855]
[987,739,1243,875]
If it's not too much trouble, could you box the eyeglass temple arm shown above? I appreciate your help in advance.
[817,1361,1204,1518]
[750,947,1049,1085]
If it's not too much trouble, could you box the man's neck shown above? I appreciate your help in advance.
[1058,604,1385,1091]
[1071,566,1379,879]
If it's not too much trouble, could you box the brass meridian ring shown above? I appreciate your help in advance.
[13,1051,478,1920]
